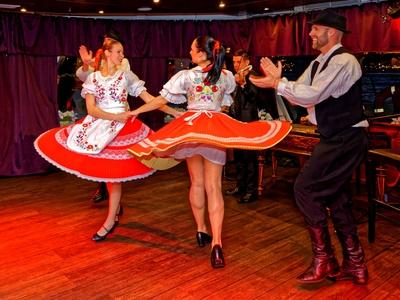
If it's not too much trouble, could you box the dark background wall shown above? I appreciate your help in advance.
[1,2,400,176]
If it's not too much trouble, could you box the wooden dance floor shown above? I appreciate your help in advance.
[0,162,399,299]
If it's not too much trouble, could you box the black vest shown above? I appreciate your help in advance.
[311,47,365,138]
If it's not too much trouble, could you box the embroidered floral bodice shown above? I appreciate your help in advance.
[81,70,146,111]
[66,70,147,154]
[160,66,236,111]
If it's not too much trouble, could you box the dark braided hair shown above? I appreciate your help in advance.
[195,35,226,85]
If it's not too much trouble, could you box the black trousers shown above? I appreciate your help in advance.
[294,127,368,236]
[234,149,258,195]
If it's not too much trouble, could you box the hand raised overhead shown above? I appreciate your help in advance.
[79,45,93,66]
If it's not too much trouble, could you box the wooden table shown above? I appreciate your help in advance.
[367,148,400,243]
[368,115,400,149]
[258,124,319,195]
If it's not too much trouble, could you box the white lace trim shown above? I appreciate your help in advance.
[34,138,156,182]
[54,125,149,159]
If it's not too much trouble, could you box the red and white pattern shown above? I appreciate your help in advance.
[128,111,292,161]
[34,69,155,182]
[35,118,155,182]
[128,67,292,167]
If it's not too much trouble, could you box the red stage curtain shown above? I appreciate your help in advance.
[0,2,398,175]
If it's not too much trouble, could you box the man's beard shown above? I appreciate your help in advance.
[312,32,328,50]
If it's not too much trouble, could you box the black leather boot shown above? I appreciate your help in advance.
[333,233,368,285]
[92,182,109,203]
[297,225,340,284]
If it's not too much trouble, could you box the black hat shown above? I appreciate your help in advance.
[103,28,124,44]
[309,11,350,33]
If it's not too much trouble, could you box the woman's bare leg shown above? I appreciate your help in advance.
[95,182,121,235]
[186,155,208,233]
[203,160,224,247]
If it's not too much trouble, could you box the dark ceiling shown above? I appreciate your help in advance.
[0,0,359,18]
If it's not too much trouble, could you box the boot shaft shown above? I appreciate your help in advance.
[297,225,339,284]
[335,232,368,285]
[337,233,366,265]
[307,225,335,258]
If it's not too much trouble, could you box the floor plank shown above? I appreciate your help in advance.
[0,163,399,299]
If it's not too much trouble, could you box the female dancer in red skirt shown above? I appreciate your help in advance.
[35,38,178,241]
[128,35,292,268]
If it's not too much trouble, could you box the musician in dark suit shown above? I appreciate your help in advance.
[251,11,368,285]
[226,49,277,203]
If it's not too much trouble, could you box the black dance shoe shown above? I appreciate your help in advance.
[196,232,212,247]
[91,184,109,203]
[211,245,225,268]
[92,223,116,242]
[237,193,258,204]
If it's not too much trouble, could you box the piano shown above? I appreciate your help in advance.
[258,123,319,195]
[257,113,400,196]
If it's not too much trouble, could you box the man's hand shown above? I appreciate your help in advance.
[78,45,93,66]
[300,115,310,125]
[234,73,246,86]
[260,57,282,79]
[220,105,230,114]
[250,57,282,89]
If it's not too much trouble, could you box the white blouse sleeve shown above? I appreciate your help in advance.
[125,71,147,97]
[279,54,361,108]
[76,65,95,83]
[221,70,236,107]
[81,72,96,98]
[159,70,188,104]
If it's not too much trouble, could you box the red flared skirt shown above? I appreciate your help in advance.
[128,111,292,158]
[34,118,155,182]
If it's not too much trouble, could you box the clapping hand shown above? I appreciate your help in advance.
[249,57,282,89]
[260,57,282,79]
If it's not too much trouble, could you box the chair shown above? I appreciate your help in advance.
[367,149,400,243]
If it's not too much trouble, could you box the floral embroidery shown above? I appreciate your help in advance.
[93,74,106,104]
[187,72,225,106]
[90,71,129,106]
[64,70,149,162]
[72,118,100,152]
[71,117,121,153]
[109,72,128,104]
